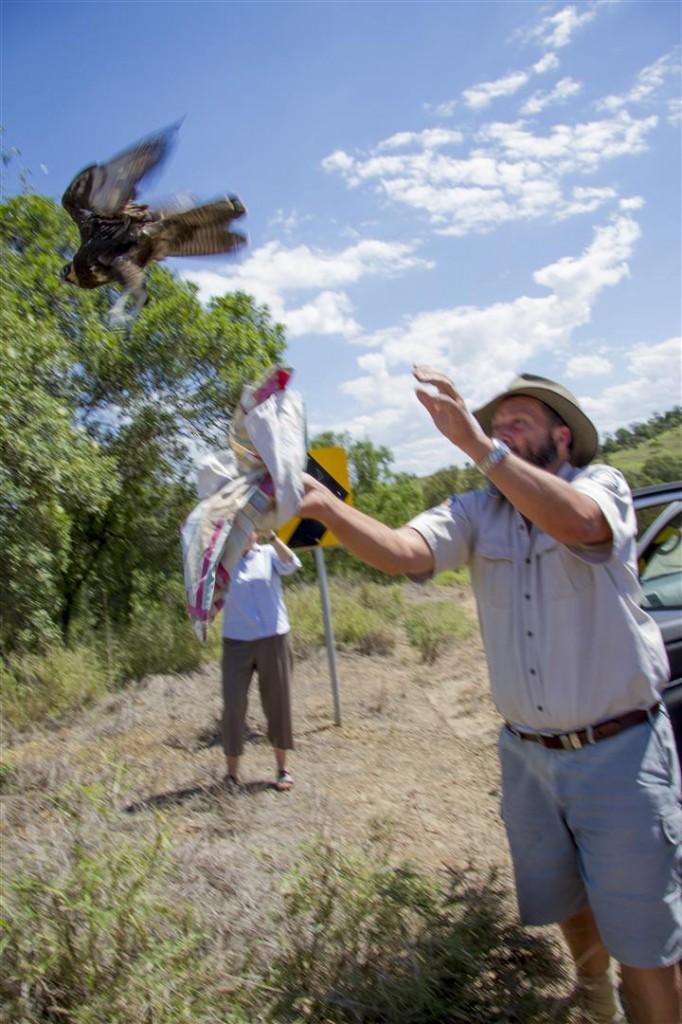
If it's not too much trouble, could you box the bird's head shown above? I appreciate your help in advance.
[60,263,77,285]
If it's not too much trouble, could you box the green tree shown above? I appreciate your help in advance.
[0,191,286,651]
[308,432,424,580]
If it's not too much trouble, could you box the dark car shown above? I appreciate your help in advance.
[633,481,682,759]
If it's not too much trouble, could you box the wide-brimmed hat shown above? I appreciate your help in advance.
[474,373,598,467]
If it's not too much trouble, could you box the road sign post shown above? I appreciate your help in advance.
[314,546,342,726]
[278,447,352,726]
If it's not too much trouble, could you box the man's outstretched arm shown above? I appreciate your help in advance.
[298,474,434,577]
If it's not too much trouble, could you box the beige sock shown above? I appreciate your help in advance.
[575,971,623,1021]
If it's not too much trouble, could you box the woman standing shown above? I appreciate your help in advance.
[221,531,301,791]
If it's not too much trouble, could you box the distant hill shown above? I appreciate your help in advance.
[598,413,681,488]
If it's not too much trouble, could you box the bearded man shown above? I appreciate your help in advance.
[299,368,681,1024]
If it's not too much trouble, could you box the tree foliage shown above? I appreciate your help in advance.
[308,430,425,580]
[599,407,682,453]
[1,191,286,653]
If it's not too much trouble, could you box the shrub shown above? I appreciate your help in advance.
[0,643,108,731]
[117,603,205,682]
[404,602,474,664]
[433,567,471,587]
[237,833,565,1024]
[287,581,399,658]
[0,788,218,1024]
[286,582,325,657]
[328,583,397,655]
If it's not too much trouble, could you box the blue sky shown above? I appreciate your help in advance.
[3,0,681,474]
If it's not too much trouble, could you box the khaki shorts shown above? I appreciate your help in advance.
[498,707,682,968]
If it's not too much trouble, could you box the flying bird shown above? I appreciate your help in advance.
[59,122,247,327]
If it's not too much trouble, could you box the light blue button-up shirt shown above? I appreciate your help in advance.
[222,543,302,641]
[408,463,669,732]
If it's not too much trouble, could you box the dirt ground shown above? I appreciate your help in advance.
[2,583,571,995]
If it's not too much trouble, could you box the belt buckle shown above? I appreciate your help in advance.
[560,731,583,750]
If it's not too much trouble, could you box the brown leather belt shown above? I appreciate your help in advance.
[505,703,660,750]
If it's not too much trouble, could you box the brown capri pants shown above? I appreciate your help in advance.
[221,633,294,757]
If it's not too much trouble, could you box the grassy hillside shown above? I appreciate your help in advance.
[600,423,681,482]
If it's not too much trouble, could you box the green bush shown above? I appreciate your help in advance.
[356,580,405,617]
[287,581,400,658]
[286,582,325,657]
[235,833,565,1024]
[404,602,474,664]
[328,584,397,655]
[0,789,217,1024]
[0,643,108,731]
[117,604,204,682]
[433,567,471,588]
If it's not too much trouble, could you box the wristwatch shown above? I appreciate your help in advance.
[476,439,511,476]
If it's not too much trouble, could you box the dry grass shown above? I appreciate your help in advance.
[1,584,576,1022]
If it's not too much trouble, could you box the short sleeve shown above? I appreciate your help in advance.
[569,464,636,565]
[407,494,476,580]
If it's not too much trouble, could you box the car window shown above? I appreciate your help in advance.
[638,510,682,610]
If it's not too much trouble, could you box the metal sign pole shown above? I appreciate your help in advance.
[314,546,342,726]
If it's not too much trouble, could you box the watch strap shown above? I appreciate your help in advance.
[476,439,510,476]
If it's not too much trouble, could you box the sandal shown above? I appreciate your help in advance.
[276,768,294,791]
[223,773,243,792]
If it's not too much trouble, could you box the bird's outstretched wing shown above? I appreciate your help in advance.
[149,198,248,258]
[62,121,181,226]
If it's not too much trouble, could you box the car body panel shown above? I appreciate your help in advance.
[633,481,682,758]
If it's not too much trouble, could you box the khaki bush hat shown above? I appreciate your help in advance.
[473,373,599,467]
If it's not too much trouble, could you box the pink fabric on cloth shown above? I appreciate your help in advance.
[181,367,305,641]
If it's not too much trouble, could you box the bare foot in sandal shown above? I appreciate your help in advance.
[276,768,293,791]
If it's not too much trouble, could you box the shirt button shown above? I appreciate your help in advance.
[527,631,533,637]
[525,557,531,564]
[525,593,531,599]
[537,705,544,711]
[529,668,536,675]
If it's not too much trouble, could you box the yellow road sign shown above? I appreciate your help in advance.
[277,447,352,549]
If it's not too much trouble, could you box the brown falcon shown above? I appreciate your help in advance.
[60,122,247,326]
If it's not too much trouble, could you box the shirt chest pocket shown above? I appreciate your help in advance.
[474,541,515,609]
[534,536,593,601]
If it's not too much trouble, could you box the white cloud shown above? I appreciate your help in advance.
[429,49,560,120]
[182,238,432,338]
[533,53,561,75]
[267,208,313,234]
[520,77,583,116]
[285,290,360,338]
[582,338,682,436]
[618,195,645,211]
[460,49,566,113]
[184,237,431,300]
[333,212,642,463]
[323,111,655,236]
[321,149,355,174]
[423,98,458,118]
[596,51,680,113]
[462,70,530,110]
[557,185,618,219]
[525,3,601,51]
[376,128,464,151]
[479,111,656,170]
[564,353,613,378]
[668,97,682,125]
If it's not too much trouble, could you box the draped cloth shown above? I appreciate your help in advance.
[181,367,306,640]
